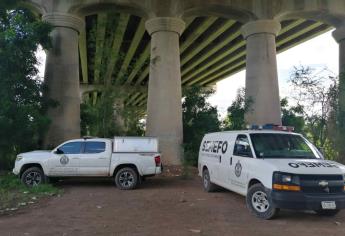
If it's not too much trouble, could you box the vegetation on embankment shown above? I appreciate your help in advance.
[0,173,61,214]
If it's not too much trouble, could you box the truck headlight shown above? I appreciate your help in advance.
[16,155,23,162]
[273,172,300,191]
[281,174,292,183]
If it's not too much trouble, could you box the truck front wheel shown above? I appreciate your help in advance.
[21,167,46,187]
[115,167,138,190]
[246,183,279,220]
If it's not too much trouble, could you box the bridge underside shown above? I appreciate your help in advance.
[31,0,345,164]
[80,14,331,113]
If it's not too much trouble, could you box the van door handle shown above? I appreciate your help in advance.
[219,156,221,163]
[230,157,232,165]
[98,157,106,159]
[72,157,80,160]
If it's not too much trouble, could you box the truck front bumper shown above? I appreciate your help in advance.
[12,162,20,175]
[271,190,345,210]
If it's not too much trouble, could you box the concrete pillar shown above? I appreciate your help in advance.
[241,20,282,125]
[332,27,345,159]
[42,13,84,148]
[145,17,185,165]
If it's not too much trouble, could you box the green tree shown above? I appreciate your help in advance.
[182,86,220,166]
[80,87,144,138]
[280,98,305,133]
[223,88,252,130]
[289,65,339,160]
[0,5,52,169]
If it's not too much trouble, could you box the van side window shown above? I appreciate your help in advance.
[233,135,253,157]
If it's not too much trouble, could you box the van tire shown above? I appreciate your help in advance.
[315,209,340,216]
[246,183,279,220]
[115,167,138,190]
[202,168,217,192]
[21,167,46,187]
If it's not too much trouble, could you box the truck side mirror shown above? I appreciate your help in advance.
[55,148,64,154]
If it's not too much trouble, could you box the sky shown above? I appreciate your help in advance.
[36,30,339,118]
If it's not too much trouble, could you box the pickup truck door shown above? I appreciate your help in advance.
[77,141,111,176]
[229,134,253,195]
[48,141,83,176]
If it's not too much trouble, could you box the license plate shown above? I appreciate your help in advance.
[321,201,336,209]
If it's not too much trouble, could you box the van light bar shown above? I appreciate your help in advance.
[273,184,301,191]
[247,124,294,132]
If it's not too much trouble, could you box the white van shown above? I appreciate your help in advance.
[198,126,345,219]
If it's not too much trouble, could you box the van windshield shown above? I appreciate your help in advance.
[249,133,319,159]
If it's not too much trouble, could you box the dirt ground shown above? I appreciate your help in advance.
[1,168,345,236]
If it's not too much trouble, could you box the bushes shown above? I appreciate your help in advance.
[0,7,52,170]
[182,86,220,166]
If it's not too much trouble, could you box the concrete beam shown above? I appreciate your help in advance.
[181,19,305,84]
[180,19,236,66]
[125,92,141,105]
[80,83,147,94]
[126,45,150,85]
[104,14,130,85]
[189,21,327,86]
[115,19,146,83]
[94,13,107,83]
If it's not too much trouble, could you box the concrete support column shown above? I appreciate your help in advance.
[145,17,185,165]
[43,13,84,147]
[333,27,345,158]
[241,20,282,125]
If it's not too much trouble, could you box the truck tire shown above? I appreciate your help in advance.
[246,183,279,220]
[21,167,46,187]
[202,168,217,192]
[315,209,340,216]
[115,167,138,190]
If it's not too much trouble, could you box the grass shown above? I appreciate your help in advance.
[0,173,62,213]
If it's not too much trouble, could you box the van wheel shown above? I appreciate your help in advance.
[315,209,340,216]
[246,183,279,220]
[202,168,217,192]
[115,167,138,190]
[21,167,46,187]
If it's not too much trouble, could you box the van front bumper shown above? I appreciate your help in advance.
[271,190,345,210]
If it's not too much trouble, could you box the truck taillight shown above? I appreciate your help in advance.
[154,156,161,167]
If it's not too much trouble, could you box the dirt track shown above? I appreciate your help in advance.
[1,173,345,236]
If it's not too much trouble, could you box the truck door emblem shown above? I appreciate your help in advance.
[60,155,69,165]
[235,161,242,177]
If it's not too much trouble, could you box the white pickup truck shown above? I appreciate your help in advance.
[13,137,162,190]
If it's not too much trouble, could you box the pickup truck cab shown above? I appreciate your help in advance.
[13,137,162,190]
[198,125,345,219]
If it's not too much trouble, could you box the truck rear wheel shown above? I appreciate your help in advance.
[21,167,46,187]
[246,183,279,220]
[115,167,138,190]
[202,168,217,192]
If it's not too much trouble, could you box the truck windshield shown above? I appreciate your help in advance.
[249,133,319,159]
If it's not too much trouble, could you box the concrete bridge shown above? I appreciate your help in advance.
[22,0,345,164]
